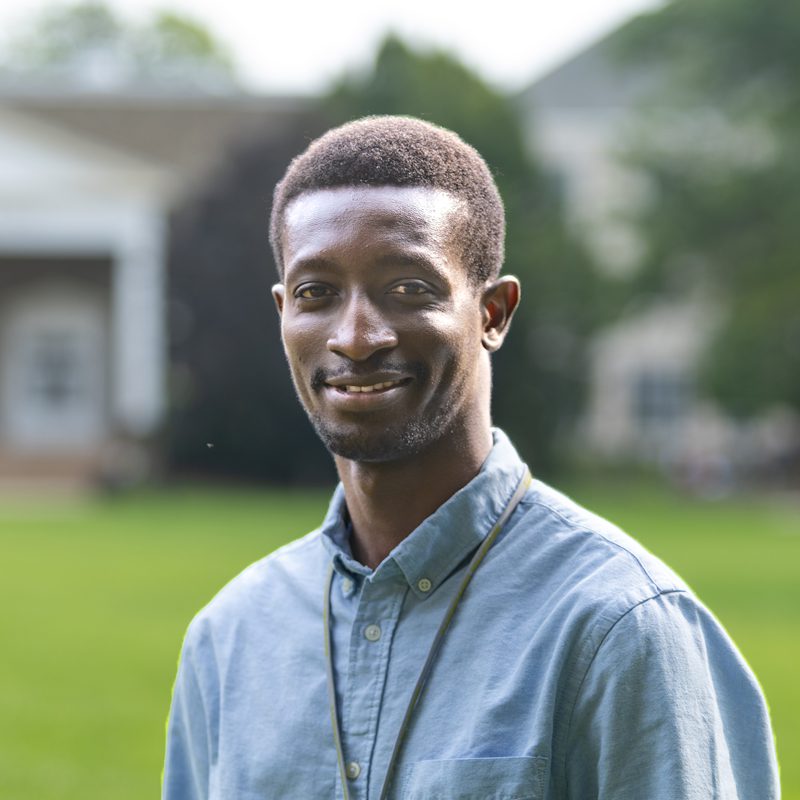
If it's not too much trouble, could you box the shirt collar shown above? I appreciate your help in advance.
[320,428,528,598]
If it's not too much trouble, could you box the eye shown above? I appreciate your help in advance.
[388,281,431,296]
[294,283,335,300]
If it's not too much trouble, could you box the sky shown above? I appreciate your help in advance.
[1,0,665,94]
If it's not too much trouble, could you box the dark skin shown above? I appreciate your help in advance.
[273,186,520,569]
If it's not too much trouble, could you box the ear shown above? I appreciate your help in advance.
[481,276,520,352]
[272,283,285,316]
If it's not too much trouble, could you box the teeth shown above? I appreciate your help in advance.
[343,380,401,393]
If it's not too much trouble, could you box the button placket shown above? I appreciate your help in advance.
[339,577,407,797]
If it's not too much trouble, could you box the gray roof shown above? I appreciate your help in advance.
[0,85,313,187]
[518,24,660,111]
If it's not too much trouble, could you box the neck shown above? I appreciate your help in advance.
[335,420,493,570]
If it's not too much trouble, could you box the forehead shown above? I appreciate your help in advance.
[281,185,465,271]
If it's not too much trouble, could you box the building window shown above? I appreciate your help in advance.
[633,370,689,432]
[26,331,84,409]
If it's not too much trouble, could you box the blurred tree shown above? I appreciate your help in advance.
[326,35,606,474]
[0,1,236,89]
[167,111,335,485]
[615,0,800,416]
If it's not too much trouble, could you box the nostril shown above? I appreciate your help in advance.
[327,329,398,358]
[329,330,396,355]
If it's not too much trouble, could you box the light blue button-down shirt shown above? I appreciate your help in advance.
[163,430,779,799]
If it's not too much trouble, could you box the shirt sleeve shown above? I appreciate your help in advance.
[162,627,214,800]
[564,590,779,800]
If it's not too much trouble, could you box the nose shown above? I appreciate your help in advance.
[327,293,398,361]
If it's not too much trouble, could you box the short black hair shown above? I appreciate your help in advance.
[269,115,504,285]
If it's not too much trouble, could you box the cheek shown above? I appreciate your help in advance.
[421,317,484,379]
[281,316,324,365]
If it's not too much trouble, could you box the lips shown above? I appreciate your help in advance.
[314,369,414,412]
[317,365,415,390]
[308,362,426,414]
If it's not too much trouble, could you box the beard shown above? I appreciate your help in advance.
[299,359,457,463]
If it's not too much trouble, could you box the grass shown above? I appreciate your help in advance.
[0,479,797,799]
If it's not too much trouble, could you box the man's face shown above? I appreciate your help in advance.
[273,185,492,463]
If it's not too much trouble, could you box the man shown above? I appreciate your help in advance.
[163,116,779,799]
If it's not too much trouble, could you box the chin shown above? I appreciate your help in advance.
[311,416,450,464]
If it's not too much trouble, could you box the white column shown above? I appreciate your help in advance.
[111,208,166,436]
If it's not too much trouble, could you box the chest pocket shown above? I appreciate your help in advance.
[399,755,547,800]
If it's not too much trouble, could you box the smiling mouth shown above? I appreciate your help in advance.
[328,378,410,394]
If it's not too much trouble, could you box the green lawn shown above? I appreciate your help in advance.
[0,480,797,799]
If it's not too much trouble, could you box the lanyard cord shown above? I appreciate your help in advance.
[324,468,532,800]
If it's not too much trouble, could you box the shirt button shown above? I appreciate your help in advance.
[364,624,382,642]
[341,578,354,595]
[345,761,361,780]
[417,577,432,592]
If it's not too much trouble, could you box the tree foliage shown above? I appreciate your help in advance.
[616,0,800,416]
[167,111,336,484]
[1,1,236,88]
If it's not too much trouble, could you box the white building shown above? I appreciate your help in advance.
[0,88,307,485]
[518,34,733,471]
[519,32,800,481]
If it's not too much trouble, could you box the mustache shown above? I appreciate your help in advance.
[311,360,427,391]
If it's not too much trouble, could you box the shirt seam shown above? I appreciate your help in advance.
[189,529,325,626]
[268,527,322,559]
[525,498,665,593]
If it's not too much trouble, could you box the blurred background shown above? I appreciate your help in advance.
[0,0,797,797]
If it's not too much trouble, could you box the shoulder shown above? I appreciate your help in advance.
[512,478,763,673]
[182,528,327,655]
[564,588,778,797]
[499,478,737,700]
[515,485,779,794]
[506,480,689,623]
